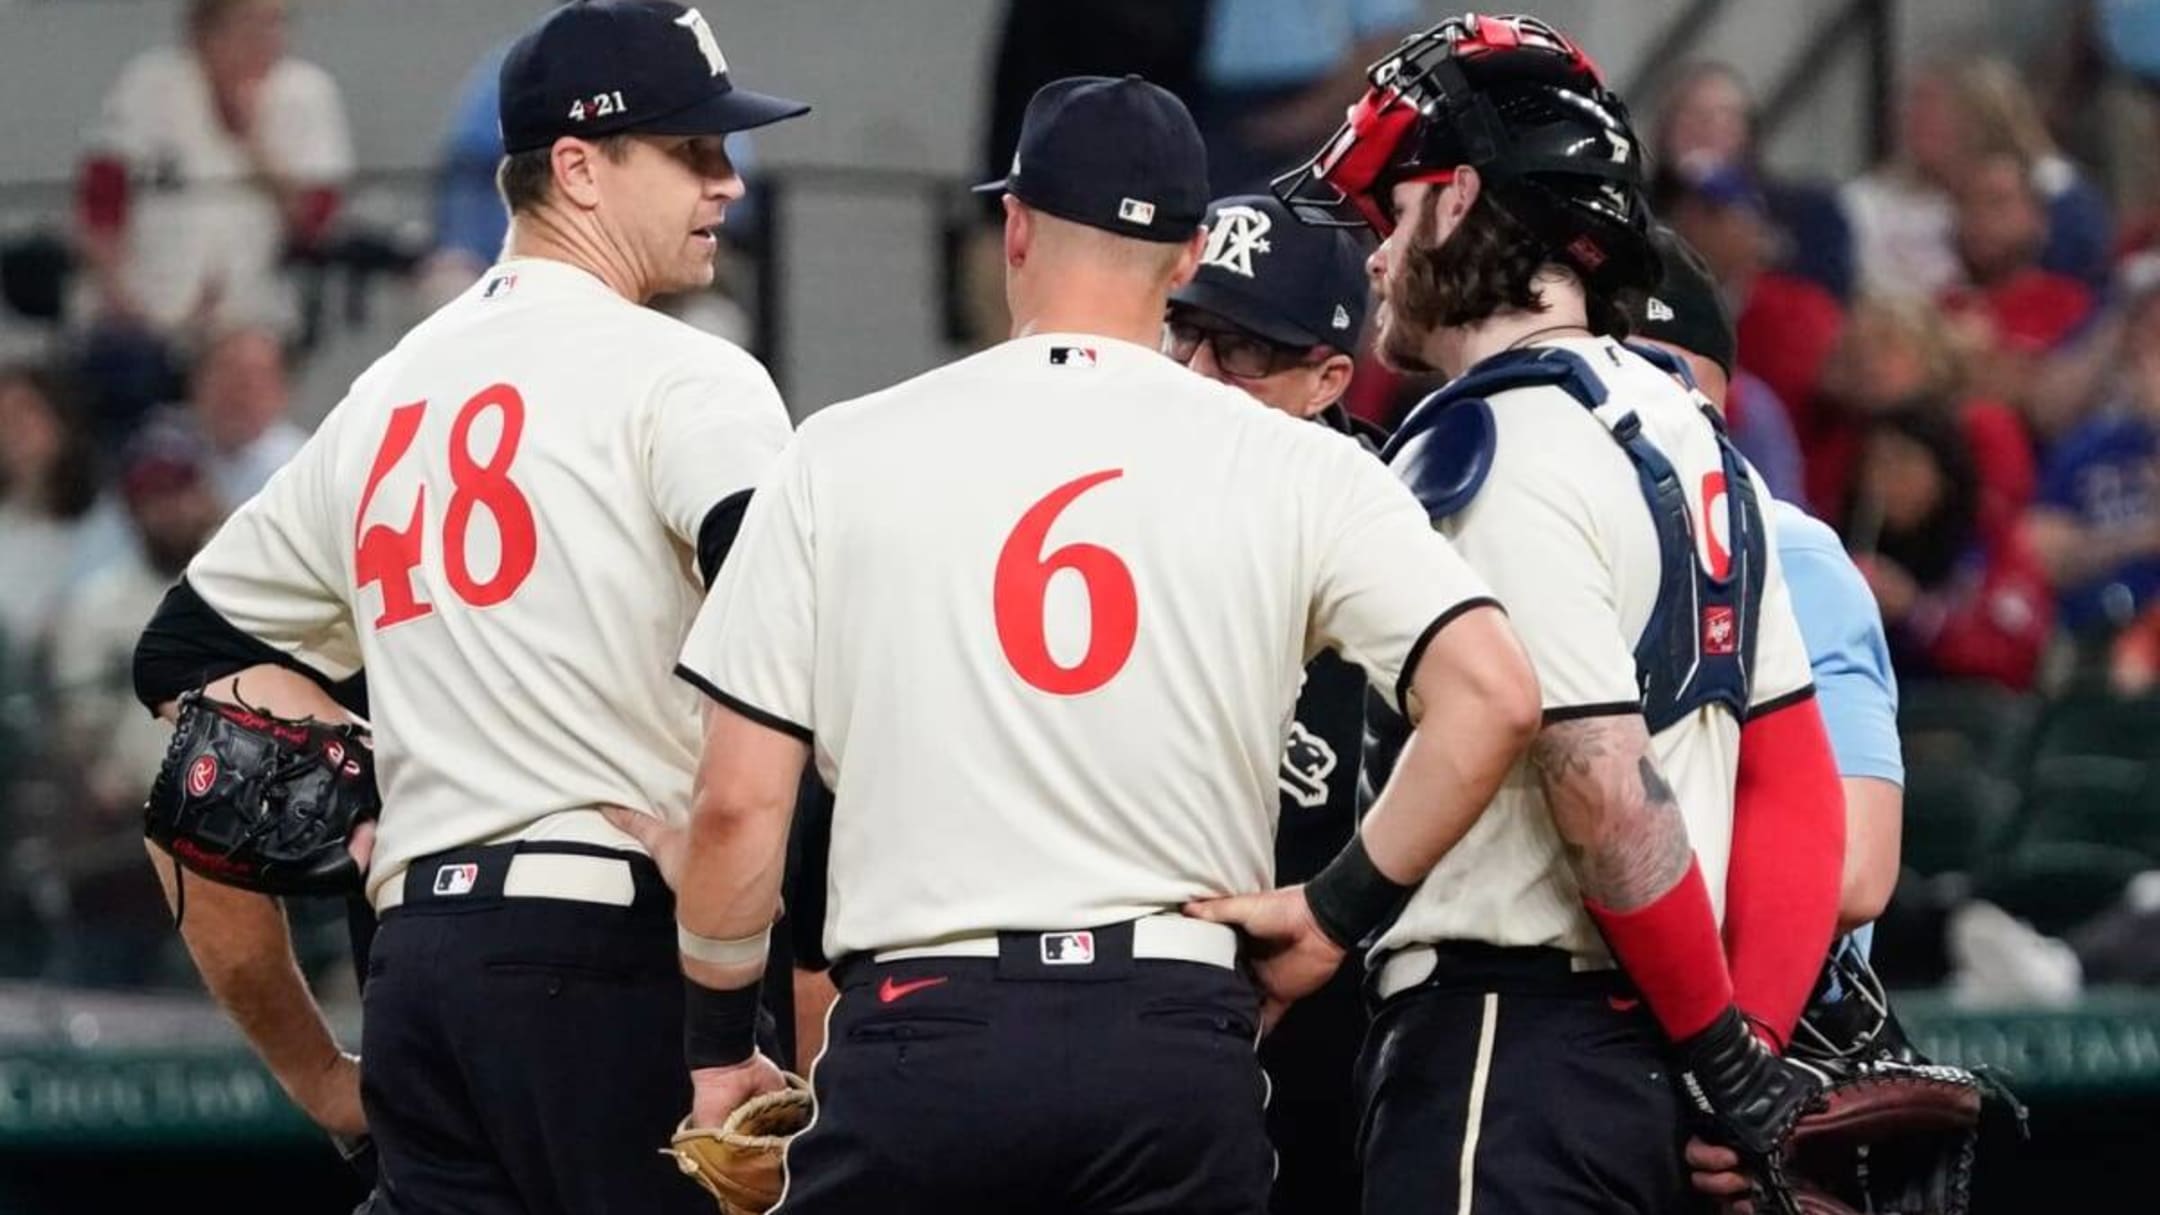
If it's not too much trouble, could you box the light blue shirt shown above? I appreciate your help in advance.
[1201,0,1421,89]
[434,44,514,267]
[2102,0,2160,82]
[1776,501,1902,785]
[1775,500,1902,960]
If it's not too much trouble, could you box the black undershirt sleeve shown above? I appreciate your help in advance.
[696,490,755,589]
[132,578,366,716]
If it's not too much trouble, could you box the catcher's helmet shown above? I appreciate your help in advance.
[1273,13,1660,294]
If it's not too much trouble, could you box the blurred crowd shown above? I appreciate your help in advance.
[1637,48,2160,701]
[3,0,2160,993]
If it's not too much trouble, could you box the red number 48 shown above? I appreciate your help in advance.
[354,384,538,629]
[992,469,1138,695]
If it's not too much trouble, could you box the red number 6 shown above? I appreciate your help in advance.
[993,470,1138,695]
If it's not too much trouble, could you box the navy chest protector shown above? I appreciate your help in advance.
[1383,344,1768,734]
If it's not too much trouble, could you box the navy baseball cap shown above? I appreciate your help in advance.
[973,76,1208,244]
[1630,225,1736,374]
[499,1,810,155]
[1171,195,1369,352]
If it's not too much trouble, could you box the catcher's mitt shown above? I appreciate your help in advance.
[1776,944,2025,1215]
[663,1073,814,1214]
[145,690,380,897]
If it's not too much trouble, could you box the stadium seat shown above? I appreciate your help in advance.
[1896,680,2037,777]
[1973,841,2153,938]
[2021,693,2160,774]
[2016,764,2160,862]
[1899,763,2020,877]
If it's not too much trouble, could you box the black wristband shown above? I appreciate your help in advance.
[1304,832,1418,950]
[683,976,762,1069]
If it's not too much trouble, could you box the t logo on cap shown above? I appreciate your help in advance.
[496,0,809,155]
[674,8,728,77]
[1199,204,1275,279]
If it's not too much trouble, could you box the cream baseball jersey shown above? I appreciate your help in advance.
[679,333,1497,959]
[1375,336,1814,961]
[186,258,793,905]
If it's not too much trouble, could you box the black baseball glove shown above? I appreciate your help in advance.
[145,690,380,896]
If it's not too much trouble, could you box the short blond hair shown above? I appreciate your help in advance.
[495,135,636,217]
[1948,57,2055,162]
[1831,293,1964,400]
[1027,208,1191,285]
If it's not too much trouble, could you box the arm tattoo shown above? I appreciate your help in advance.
[1530,717,1694,912]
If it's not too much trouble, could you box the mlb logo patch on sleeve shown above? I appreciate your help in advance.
[1049,346,1098,368]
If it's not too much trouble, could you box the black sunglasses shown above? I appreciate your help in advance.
[1164,317,1327,380]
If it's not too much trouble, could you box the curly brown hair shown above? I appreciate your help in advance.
[1394,189,1635,341]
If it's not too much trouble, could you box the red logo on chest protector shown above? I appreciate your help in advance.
[1702,606,1738,656]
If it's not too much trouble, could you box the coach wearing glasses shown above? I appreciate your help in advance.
[1164,191,1377,1215]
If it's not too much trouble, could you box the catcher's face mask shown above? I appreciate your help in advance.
[1272,13,1606,237]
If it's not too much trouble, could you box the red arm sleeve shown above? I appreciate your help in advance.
[78,155,130,235]
[1724,692,1844,1048]
[1587,859,1736,1043]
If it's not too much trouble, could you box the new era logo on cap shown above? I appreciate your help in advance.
[1332,304,1353,330]
[1645,296,1675,322]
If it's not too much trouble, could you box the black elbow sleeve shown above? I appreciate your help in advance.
[132,578,366,716]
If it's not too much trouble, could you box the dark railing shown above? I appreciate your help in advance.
[1618,0,1899,170]
[1623,0,1737,108]
[1757,0,1899,164]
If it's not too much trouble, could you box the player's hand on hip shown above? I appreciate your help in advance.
[689,1051,789,1129]
[1183,886,1346,1032]
[346,820,377,874]
[285,1050,366,1140]
[602,806,685,891]
[1686,1136,1757,1212]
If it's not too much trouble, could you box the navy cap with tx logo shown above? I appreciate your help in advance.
[498,1,810,155]
[1170,195,1370,353]
[974,75,1208,245]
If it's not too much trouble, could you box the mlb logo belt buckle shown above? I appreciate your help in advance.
[1040,930,1096,965]
[433,862,482,896]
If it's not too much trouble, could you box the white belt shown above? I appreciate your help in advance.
[1373,943,1615,1001]
[871,914,1240,970]
[372,851,639,914]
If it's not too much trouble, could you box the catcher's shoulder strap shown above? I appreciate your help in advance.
[1380,344,1769,733]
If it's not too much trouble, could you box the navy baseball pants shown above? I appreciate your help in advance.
[778,919,1273,1214]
